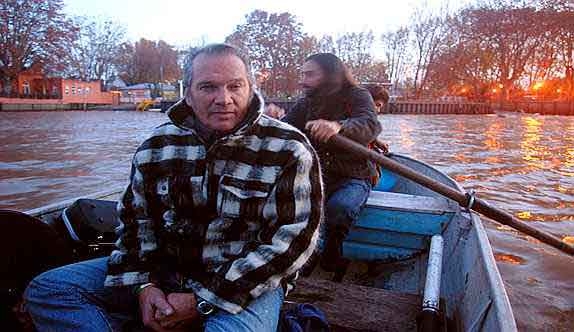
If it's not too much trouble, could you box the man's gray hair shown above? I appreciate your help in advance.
[182,43,255,89]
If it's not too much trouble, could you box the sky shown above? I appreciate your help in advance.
[63,0,476,59]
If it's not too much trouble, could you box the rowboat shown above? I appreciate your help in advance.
[23,153,516,331]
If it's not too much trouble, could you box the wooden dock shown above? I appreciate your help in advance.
[268,100,493,115]
[386,101,492,114]
[499,101,574,115]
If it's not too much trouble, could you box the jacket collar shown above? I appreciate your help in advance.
[166,90,264,139]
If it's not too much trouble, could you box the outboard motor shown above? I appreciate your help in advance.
[0,200,120,331]
[50,198,120,260]
[0,210,72,331]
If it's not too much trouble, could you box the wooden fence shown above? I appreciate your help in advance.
[52,99,572,116]
[386,101,491,114]
[498,101,574,116]
[268,100,493,115]
[263,100,574,116]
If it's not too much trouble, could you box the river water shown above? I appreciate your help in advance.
[1,111,573,330]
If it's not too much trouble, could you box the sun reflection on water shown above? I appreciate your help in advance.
[565,148,574,168]
[484,120,504,150]
[494,253,526,265]
[397,121,415,149]
[520,116,545,167]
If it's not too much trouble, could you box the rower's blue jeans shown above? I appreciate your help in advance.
[318,178,372,251]
[24,257,284,332]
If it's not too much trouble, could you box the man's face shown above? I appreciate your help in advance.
[186,53,252,133]
[299,60,325,96]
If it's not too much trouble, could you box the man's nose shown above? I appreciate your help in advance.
[214,88,232,104]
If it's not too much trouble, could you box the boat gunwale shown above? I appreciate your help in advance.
[387,154,516,330]
[25,186,125,218]
[467,211,517,330]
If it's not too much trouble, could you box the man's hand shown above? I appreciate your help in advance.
[138,286,174,332]
[157,293,200,330]
[374,139,390,154]
[265,103,285,119]
[305,119,342,143]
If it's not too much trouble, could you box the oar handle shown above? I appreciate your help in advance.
[330,135,574,257]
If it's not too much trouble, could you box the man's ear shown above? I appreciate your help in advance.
[248,87,255,105]
[185,90,193,108]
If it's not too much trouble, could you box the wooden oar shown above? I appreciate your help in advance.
[330,135,574,257]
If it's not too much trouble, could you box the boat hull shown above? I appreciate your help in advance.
[23,154,516,331]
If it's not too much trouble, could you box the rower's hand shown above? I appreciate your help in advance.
[376,141,390,154]
[265,103,285,119]
[138,286,174,332]
[157,292,200,330]
[305,119,342,143]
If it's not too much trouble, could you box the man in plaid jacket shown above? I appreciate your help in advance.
[25,44,323,332]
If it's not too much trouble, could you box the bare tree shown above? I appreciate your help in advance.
[381,27,409,95]
[550,6,574,100]
[410,4,447,98]
[333,31,377,82]
[63,17,126,83]
[114,39,180,85]
[317,35,335,53]
[360,61,388,84]
[469,5,543,100]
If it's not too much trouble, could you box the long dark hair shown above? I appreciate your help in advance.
[305,53,357,96]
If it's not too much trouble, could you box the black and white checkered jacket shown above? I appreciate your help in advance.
[104,92,323,314]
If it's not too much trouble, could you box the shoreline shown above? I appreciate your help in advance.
[0,104,137,112]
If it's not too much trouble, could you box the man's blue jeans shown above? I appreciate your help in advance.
[24,257,284,332]
[319,178,372,251]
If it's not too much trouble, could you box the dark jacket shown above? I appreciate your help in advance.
[105,92,323,314]
[282,85,382,187]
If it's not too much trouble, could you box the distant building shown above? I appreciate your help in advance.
[0,64,61,98]
[118,83,178,103]
[0,65,119,108]
[60,79,118,104]
[158,83,178,101]
[118,83,155,104]
[105,77,127,91]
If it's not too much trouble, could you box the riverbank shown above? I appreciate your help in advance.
[498,100,574,116]
[4,99,574,115]
[0,104,137,112]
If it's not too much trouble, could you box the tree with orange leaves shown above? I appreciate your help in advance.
[0,0,78,95]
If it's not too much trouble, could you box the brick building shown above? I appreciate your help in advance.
[0,65,118,109]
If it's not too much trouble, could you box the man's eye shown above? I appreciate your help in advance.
[229,83,243,90]
[199,85,216,91]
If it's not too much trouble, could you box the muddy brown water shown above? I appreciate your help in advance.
[1,111,572,330]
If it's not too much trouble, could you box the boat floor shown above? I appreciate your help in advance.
[286,276,421,331]
[286,258,424,332]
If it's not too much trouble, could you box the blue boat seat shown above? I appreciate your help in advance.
[343,191,458,261]
[373,168,398,191]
